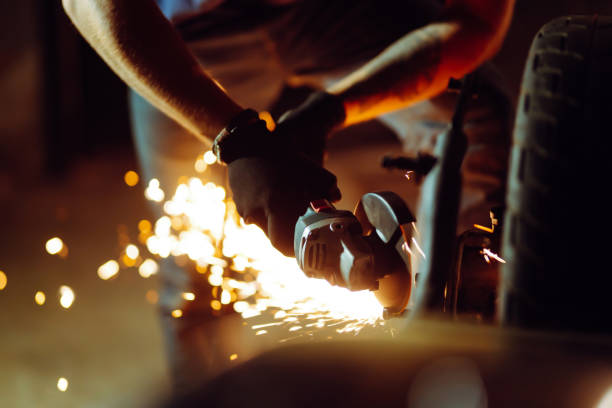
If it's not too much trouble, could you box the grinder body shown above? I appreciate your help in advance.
[294,193,416,314]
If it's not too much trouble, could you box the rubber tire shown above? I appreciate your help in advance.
[501,15,612,333]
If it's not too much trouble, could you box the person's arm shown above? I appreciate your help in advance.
[329,0,515,125]
[62,0,242,142]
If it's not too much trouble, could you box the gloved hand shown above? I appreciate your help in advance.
[275,91,346,165]
[228,155,341,256]
[214,108,341,256]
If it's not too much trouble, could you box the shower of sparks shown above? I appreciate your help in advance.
[0,270,6,290]
[45,237,65,256]
[58,286,75,309]
[481,248,506,264]
[34,291,46,305]
[97,260,120,280]
[132,155,385,336]
[57,377,68,392]
[411,237,426,259]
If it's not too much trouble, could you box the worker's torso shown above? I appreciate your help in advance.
[156,0,443,109]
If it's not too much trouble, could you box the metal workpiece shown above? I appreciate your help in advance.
[412,76,473,316]
[413,124,466,315]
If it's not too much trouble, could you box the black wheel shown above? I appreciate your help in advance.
[501,15,612,333]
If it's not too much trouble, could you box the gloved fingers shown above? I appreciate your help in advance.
[267,198,308,257]
[297,160,342,203]
[242,207,267,231]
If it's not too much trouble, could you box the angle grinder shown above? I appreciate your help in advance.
[294,191,417,316]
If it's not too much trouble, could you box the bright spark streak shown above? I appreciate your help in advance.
[481,248,506,264]
[411,237,426,259]
[473,223,494,233]
[251,322,283,330]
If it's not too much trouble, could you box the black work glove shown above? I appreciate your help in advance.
[215,108,341,256]
[275,91,346,166]
[228,155,341,256]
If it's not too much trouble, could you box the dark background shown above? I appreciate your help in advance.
[1,1,611,406]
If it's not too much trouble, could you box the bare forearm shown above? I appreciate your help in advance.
[329,1,514,125]
[62,0,242,142]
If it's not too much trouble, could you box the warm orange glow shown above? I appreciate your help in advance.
[138,219,152,233]
[258,111,276,131]
[35,291,46,305]
[0,270,6,290]
[121,254,137,267]
[229,353,238,361]
[139,167,385,336]
[145,289,158,304]
[210,300,222,311]
[124,170,140,187]
[194,155,207,173]
[473,224,494,233]
[171,309,183,318]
